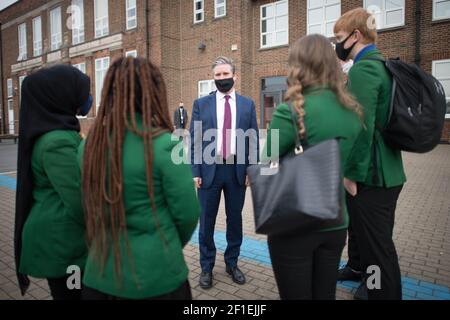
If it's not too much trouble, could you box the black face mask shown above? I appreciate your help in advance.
[335,31,357,61]
[215,77,234,93]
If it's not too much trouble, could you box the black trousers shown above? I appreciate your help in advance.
[346,193,361,272]
[268,229,346,300]
[47,275,82,300]
[82,280,192,300]
[346,183,403,300]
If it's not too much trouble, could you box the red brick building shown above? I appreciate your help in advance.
[1,0,450,141]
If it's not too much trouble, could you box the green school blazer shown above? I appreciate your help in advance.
[78,118,200,299]
[345,49,406,188]
[263,87,363,232]
[19,130,87,278]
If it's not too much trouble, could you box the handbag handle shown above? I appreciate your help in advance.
[288,102,304,155]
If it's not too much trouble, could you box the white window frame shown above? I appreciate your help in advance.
[260,0,289,49]
[95,57,110,111]
[215,0,226,18]
[18,23,27,61]
[125,50,137,57]
[194,0,204,24]
[71,0,85,45]
[18,76,26,102]
[94,0,109,38]
[50,7,62,51]
[432,59,450,118]
[364,0,405,30]
[32,16,42,57]
[198,80,216,98]
[73,62,86,73]
[433,0,450,21]
[126,0,137,30]
[7,79,13,98]
[307,0,340,38]
[7,99,14,134]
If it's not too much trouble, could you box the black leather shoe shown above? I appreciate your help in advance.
[338,265,362,282]
[354,282,368,300]
[226,266,246,285]
[199,272,213,289]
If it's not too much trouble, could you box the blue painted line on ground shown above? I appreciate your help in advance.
[0,174,16,190]
[1,174,449,300]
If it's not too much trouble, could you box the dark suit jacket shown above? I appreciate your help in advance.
[190,92,259,188]
[174,107,188,129]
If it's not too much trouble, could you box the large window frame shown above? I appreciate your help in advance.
[32,16,42,56]
[50,7,62,51]
[307,0,341,38]
[364,0,405,30]
[95,57,110,111]
[432,59,450,119]
[198,80,216,98]
[94,0,109,38]
[194,0,205,24]
[18,23,27,61]
[260,0,289,49]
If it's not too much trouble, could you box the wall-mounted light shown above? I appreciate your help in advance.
[198,42,206,51]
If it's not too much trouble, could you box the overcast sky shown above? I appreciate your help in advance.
[0,0,18,11]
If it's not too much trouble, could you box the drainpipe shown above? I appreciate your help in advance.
[146,0,150,59]
[0,22,5,135]
[415,0,422,66]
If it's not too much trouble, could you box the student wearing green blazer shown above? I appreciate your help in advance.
[79,57,200,300]
[15,65,92,299]
[334,8,406,300]
[263,34,363,300]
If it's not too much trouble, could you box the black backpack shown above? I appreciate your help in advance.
[368,57,447,153]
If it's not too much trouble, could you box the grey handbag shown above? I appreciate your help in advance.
[247,103,343,236]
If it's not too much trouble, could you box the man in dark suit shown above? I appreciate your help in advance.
[190,56,259,289]
[174,102,188,130]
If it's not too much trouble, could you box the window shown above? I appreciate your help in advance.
[260,0,289,48]
[18,23,27,61]
[364,0,405,30]
[73,62,86,73]
[95,57,110,110]
[50,7,62,50]
[32,17,42,56]
[71,0,85,45]
[215,0,226,18]
[307,0,340,37]
[433,60,450,118]
[125,50,137,57]
[198,80,216,98]
[8,100,14,134]
[94,0,109,38]
[19,76,26,102]
[194,0,204,24]
[126,0,137,30]
[7,79,13,98]
[433,0,450,20]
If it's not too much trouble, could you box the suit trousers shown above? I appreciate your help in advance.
[346,183,403,300]
[198,160,246,272]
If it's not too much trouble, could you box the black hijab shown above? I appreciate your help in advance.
[14,64,90,294]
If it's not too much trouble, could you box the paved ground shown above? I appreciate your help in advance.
[0,142,449,300]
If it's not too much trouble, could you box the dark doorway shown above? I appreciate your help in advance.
[260,76,287,128]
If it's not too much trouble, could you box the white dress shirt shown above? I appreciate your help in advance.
[216,89,237,156]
